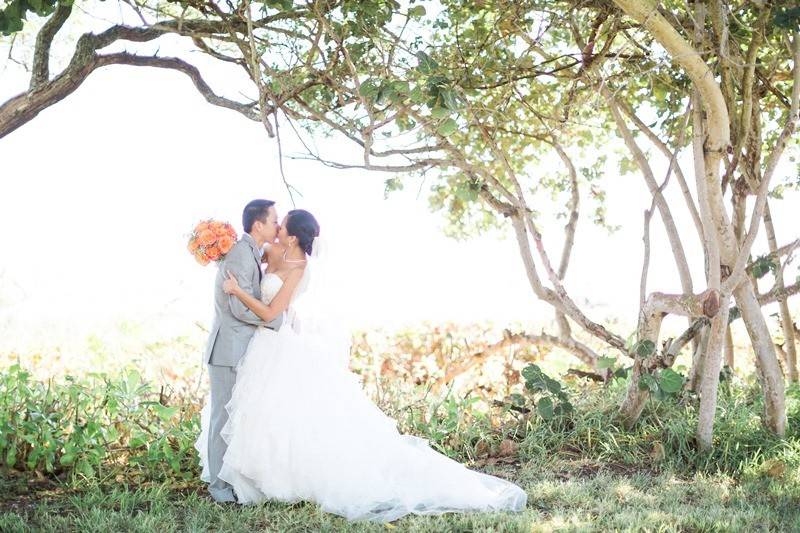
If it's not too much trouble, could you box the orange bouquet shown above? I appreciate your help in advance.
[188,220,237,266]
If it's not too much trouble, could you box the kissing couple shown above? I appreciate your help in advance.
[196,199,527,522]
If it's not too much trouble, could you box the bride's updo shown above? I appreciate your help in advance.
[286,209,320,255]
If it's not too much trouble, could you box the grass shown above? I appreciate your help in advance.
[2,324,800,532]
[514,380,800,476]
[1,460,798,532]
[3,379,800,532]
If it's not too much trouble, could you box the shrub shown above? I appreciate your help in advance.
[0,365,200,484]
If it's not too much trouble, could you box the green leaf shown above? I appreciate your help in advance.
[638,373,658,392]
[152,404,178,421]
[537,397,554,420]
[521,365,542,381]
[409,86,426,104]
[359,79,381,101]
[750,256,777,279]
[265,0,293,9]
[455,183,478,202]
[390,80,409,96]
[436,118,458,137]
[377,81,407,105]
[2,17,24,35]
[508,393,526,407]
[416,51,438,74]
[544,376,562,395]
[658,368,683,394]
[653,387,668,401]
[597,356,616,370]
[635,340,656,357]
[408,5,426,18]
[129,435,148,449]
[441,89,460,111]
[522,364,548,392]
[614,367,630,379]
[384,177,404,199]
[774,7,800,30]
[431,106,450,119]
[76,459,94,479]
[5,446,16,467]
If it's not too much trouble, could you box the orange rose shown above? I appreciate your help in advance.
[205,246,221,261]
[214,224,229,237]
[197,229,216,247]
[195,221,210,233]
[194,251,210,266]
[218,235,234,254]
[187,239,200,253]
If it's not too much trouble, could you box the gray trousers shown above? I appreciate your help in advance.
[207,364,237,502]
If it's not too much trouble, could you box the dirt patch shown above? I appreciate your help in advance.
[549,459,658,480]
[0,473,72,514]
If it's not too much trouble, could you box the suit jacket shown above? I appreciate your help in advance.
[204,234,282,367]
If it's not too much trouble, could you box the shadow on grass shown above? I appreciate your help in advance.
[2,459,799,532]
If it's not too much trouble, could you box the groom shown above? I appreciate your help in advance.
[203,199,283,503]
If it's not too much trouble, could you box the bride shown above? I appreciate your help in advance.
[196,209,527,522]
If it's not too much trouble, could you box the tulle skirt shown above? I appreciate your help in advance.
[196,325,527,522]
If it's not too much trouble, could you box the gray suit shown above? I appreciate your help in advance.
[204,233,281,502]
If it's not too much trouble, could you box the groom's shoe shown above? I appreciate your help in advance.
[209,487,237,504]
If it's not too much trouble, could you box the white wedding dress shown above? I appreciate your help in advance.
[196,271,527,522]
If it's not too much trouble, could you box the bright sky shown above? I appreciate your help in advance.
[1,6,798,355]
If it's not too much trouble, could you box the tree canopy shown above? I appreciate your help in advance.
[2,0,800,449]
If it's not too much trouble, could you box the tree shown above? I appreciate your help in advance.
[610,0,798,446]
[2,0,799,450]
[0,0,326,139]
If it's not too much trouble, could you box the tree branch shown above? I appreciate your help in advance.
[722,31,800,296]
[98,53,260,120]
[617,99,703,246]
[433,329,599,392]
[30,2,74,90]
[605,90,694,296]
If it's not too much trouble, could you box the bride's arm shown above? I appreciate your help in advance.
[223,268,304,323]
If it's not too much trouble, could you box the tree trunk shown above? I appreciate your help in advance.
[687,325,710,391]
[724,325,734,370]
[696,299,731,449]
[609,0,788,444]
[619,289,720,427]
[733,283,787,435]
[619,358,648,429]
[764,202,798,382]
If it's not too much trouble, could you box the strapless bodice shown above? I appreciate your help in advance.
[261,272,284,304]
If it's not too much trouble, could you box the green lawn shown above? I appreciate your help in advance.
[2,355,799,531]
[2,458,798,532]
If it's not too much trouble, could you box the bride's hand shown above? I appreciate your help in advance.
[223,271,241,295]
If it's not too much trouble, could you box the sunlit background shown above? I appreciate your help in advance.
[1,5,798,372]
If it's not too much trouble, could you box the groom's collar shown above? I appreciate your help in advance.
[242,233,264,261]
